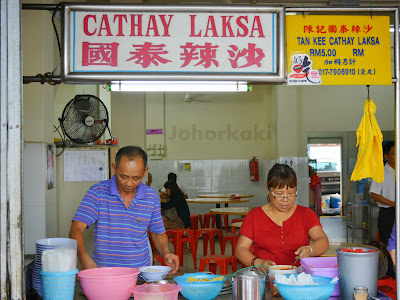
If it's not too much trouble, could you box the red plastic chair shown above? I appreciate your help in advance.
[220,234,239,255]
[203,213,228,232]
[190,214,203,231]
[195,228,223,256]
[230,218,245,235]
[378,275,396,299]
[199,255,237,274]
[166,229,197,269]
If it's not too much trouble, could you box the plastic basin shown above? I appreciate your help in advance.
[78,267,140,300]
[275,274,337,300]
[174,273,226,300]
[132,283,181,300]
[301,257,339,296]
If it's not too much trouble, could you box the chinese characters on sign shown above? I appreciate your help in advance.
[286,16,391,85]
[67,8,278,78]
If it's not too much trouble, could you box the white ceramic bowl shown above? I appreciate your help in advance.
[138,266,171,282]
[268,265,298,278]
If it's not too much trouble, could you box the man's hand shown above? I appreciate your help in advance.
[163,252,179,274]
[79,252,98,270]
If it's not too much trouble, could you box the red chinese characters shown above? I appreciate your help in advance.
[228,43,265,68]
[82,42,119,66]
[180,43,219,68]
[127,42,172,68]
[303,24,373,34]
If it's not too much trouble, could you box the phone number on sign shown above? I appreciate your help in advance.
[318,68,356,75]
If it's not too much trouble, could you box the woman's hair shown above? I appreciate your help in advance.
[267,163,297,189]
[164,180,184,196]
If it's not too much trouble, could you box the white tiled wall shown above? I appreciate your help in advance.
[147,157,310,217]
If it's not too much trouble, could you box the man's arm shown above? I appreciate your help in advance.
[151,232,179,274]
[69,220,97,270]
[371,192,395,207]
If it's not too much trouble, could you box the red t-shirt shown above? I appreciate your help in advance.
[239,205,321,266]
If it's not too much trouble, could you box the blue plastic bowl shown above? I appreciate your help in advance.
[174,273,226,300]
[274,273,337,300]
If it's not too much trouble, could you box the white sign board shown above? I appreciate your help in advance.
[64,149,108,182]
[62,4,285,83]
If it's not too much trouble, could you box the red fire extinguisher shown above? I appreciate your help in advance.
[250,157,259,181]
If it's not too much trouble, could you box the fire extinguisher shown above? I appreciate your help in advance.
[250,157,259,181]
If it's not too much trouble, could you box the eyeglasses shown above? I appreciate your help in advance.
[269,189,297,201]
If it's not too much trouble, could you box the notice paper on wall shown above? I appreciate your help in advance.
[64,149,108,181]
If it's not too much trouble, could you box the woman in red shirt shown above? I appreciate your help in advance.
[236,163,329,273]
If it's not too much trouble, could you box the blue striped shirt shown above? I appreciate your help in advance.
[73,176,165,268]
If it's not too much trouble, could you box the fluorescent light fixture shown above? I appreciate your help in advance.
[109,81,250,92]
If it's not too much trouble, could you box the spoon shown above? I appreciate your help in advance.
[291,256,299,269]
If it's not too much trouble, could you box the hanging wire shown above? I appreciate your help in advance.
[54,124,66,157]
[52,3,63,58]
[367,85,370,100]
[370,4,373,19]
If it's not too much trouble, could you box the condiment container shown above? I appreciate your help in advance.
[231,267,266,300]
[354,286,368,300]
[337,247,379,300]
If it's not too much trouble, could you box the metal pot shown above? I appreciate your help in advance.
[231,267,266,300]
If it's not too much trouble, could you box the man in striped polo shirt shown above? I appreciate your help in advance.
[69,146,179,272]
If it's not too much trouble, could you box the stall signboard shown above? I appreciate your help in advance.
[62,4,285,83]
[286,15,391,85]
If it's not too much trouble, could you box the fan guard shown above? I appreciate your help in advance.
[59,94,111,144]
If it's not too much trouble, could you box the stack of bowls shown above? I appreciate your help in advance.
[32,238,77,297]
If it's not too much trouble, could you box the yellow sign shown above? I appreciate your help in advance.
[286,15,391,85]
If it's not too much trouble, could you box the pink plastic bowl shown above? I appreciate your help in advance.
[132,283,182,300]
[78,267,140,300]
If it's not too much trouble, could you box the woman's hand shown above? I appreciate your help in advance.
[294,245,313,259]
[254,258,276,274]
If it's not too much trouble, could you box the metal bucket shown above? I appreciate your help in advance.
[231,267,266,300]
[337,247,379,300]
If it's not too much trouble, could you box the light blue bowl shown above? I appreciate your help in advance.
[138,266,171,282]
[174,273,226,300]
[274,274,337,300]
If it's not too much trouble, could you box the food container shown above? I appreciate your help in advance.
[268,265,298,297]
[337,247,379,300]
[300,257,339,296]
[232,267,266,300]
[132,283,181,300]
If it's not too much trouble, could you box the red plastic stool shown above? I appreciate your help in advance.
[199,255,237,274]
[203,213,228,232]
[203,213,217,228]
[153,253,167,266]
[166,229,197,269]
[190,214,203,231]
[378,275,396,291]
[230,218,245,235]
[195,228,223,256]
[220,234,239,255]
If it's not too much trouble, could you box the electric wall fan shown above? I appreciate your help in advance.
[59,94,113,144]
